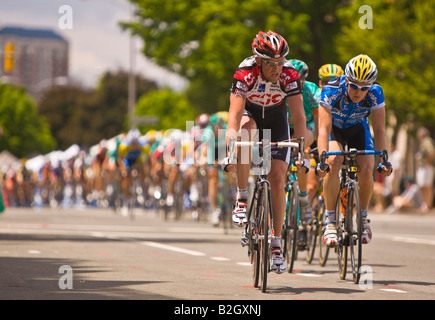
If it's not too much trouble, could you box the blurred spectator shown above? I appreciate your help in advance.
[386,177,428,214]
[415,127,435,209]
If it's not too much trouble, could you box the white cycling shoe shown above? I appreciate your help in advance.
[232,200,248,227]
[322,224,338,248]
[271,247,286,274]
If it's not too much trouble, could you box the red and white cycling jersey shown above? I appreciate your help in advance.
[230,56,302,109]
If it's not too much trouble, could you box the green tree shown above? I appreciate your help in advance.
[38,70,158,149]
[38,85,94,149]
[122,0,319,113]
[0,84,56,158]
[335,0,435,126]
[93,70,157,135]
[135,89,196,132]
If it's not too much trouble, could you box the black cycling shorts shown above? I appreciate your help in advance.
[243,102,291,163]
[330,123,374,151]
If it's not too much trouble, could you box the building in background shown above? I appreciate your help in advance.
[0,25,69,99]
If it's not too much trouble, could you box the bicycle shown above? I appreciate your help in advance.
[318,148,389,284]
[281,143,309,273]
[127,164,144,220]
[304,149,329,266]
[217,166,236,234]
[309,180,330,266]
[229,137,303,293]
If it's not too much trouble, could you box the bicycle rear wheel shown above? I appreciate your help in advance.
[285,181,299,273]
[335,188,347,280]
[348,185,362,284]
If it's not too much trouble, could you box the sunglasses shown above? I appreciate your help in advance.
[262,59,286,67]
[348,82,372,91]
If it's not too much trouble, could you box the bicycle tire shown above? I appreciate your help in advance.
[317,198,330,267]
[348,184,362,284]
[174,176,184,220]
[285,181,299,273]
[128,178,138,221]
[336,187,347,280]
[306,195,319,264]
[250,187,260,288]
[259,182,270,292]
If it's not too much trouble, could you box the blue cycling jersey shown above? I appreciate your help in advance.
[319,75,385,129]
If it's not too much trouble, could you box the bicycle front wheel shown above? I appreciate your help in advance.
[335,188,347,280]
[259,182,270,292]
[348,184,362,284]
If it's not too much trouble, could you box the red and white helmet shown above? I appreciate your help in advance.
[252,30,289,59]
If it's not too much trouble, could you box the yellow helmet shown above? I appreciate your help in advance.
[345,54,377,84]
[318,64,344,80]
[145,129,157,142]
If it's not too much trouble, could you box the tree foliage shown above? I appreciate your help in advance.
[335,0,435,126]
[122,0,346,113]
[135,89,196,132]
[38,70,157,149]
[122,0,435,130]
[0,84,56,158]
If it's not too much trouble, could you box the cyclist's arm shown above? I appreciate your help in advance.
[371,107,387,154]
[313,110,319,140]
[226,93,245,146]
[287,94,306,141]
[371,107,392,176]
[317,104,332,161]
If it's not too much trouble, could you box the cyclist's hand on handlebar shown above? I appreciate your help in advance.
[221,156,235,172]
[294,158,311,174]
[315,162,330,177]
[377,161,393,177]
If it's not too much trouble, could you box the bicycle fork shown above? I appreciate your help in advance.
[241,180,277,247]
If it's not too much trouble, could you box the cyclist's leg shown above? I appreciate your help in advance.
[232,115,256,226]
[269,159,288,273]
[298,126,315,227]
[207,164,219,225]
[354,123,375,243]
[322,136,343,247]
[268,159,288,239]
[166,164,178,206]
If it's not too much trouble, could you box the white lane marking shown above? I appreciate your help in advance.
[391,236,435,246]
[377,234,435,246]
[142,241,206,256]
[28,250,41,254]
[211,256,230,261]
[296,273,322,277]
[380,288,407,294]
[236,262,251,266]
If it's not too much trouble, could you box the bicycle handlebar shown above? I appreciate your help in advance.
[316,148,391,175]
[224,137,305,172]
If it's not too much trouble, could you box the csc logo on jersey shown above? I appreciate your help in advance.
[244,72,255,86]
[250,93,283,106]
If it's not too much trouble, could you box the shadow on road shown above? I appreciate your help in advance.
[0,256,174,300]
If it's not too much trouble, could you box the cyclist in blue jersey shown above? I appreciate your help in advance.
[316,54,392,247]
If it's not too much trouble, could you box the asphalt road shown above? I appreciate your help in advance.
[1,206,434,303]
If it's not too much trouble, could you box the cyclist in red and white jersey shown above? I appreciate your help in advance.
[223,30,307,273]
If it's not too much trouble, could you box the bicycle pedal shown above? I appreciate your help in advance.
[241,233,249,247]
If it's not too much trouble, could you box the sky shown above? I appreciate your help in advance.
[0,0,187,90]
